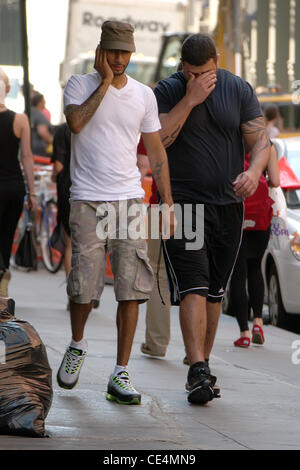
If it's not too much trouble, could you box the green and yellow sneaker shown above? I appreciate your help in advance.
[106,371,141,405]
[57,345,87,390]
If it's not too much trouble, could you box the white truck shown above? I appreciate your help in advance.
[0,65,24,113]
[60,0,190,88]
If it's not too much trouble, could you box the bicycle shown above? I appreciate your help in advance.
[13,163,63,273]
[33,165,64,273]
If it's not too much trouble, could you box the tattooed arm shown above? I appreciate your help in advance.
[158,70,217,148]
[65,84,109,134]
[233,116,271,198]
[142,131,176,239]
[159,107,190,149]
[142,131,173,207]
[65,47,113,134]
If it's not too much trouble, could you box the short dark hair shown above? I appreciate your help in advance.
[181,34,217,66]
[264,103,280,122]
[31,92,44,107]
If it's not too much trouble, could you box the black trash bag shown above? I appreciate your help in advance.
[15,222,37,270]
[0,297,53,437]
[50,222,66,255]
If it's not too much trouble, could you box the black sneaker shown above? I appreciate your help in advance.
[185,360,221,398]
[186,362,216,405]
[205,359,221,398]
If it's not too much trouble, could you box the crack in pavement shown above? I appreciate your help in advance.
[211,353,300,391]
[47,344,253,449]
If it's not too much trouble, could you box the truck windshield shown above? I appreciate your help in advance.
[126,61,156,86]
[156,36,183,81]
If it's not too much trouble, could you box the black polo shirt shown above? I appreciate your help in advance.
[154,69,263,205]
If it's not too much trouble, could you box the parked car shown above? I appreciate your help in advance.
[262,137,300,326]
[223,137,300,327]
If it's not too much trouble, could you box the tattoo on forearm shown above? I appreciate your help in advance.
[66,82,108,131]
[151,156,172,203]
[162,125,181,147]
[255,132,271,152]
[152,160,164,181]
[241,117,270,153]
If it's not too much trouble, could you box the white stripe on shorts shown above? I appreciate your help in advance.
[180,287,209,295]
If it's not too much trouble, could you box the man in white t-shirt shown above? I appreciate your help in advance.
[57,21,175,405]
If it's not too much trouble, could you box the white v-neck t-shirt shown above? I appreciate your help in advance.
[63,73,161,201]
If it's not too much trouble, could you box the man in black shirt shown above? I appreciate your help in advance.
[154,34,271,405]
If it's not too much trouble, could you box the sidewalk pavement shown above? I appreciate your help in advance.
[1,266,300,451]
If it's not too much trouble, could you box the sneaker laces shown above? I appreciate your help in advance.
[64,347,85,375]
[113,371,136,392]
[188,366,212,387]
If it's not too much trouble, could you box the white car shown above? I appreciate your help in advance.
[262,137,300,326]
[223,137,300,327]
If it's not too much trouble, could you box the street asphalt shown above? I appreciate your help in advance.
[1,265,300,451]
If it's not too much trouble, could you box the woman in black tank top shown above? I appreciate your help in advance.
[0,68,36,296]
[0,109,26,193]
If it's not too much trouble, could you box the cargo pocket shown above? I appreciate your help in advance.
[133,248,154,294]
[67,253,82,298]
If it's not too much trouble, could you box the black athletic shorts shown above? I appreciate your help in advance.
[162,202,244,305]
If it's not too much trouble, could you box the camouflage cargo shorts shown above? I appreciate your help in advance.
[67,199,154,304]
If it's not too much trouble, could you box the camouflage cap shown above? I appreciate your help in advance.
[101,20,136,52]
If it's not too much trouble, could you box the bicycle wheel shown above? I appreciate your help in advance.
[40,200,64,273]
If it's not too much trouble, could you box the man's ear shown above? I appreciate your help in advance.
[177,59,184,72]
[6,84,10,95]
[216,54,220,68]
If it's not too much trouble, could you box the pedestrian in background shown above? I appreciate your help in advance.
[57,21,175,406]
[230,146,280,348]
[154,33,271,405]
[264,103,281,139]
[0,68,36,297]
[138,62,185,361]
[30,92,53,157]
[26,83,52,122]
[137,137,171,358]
